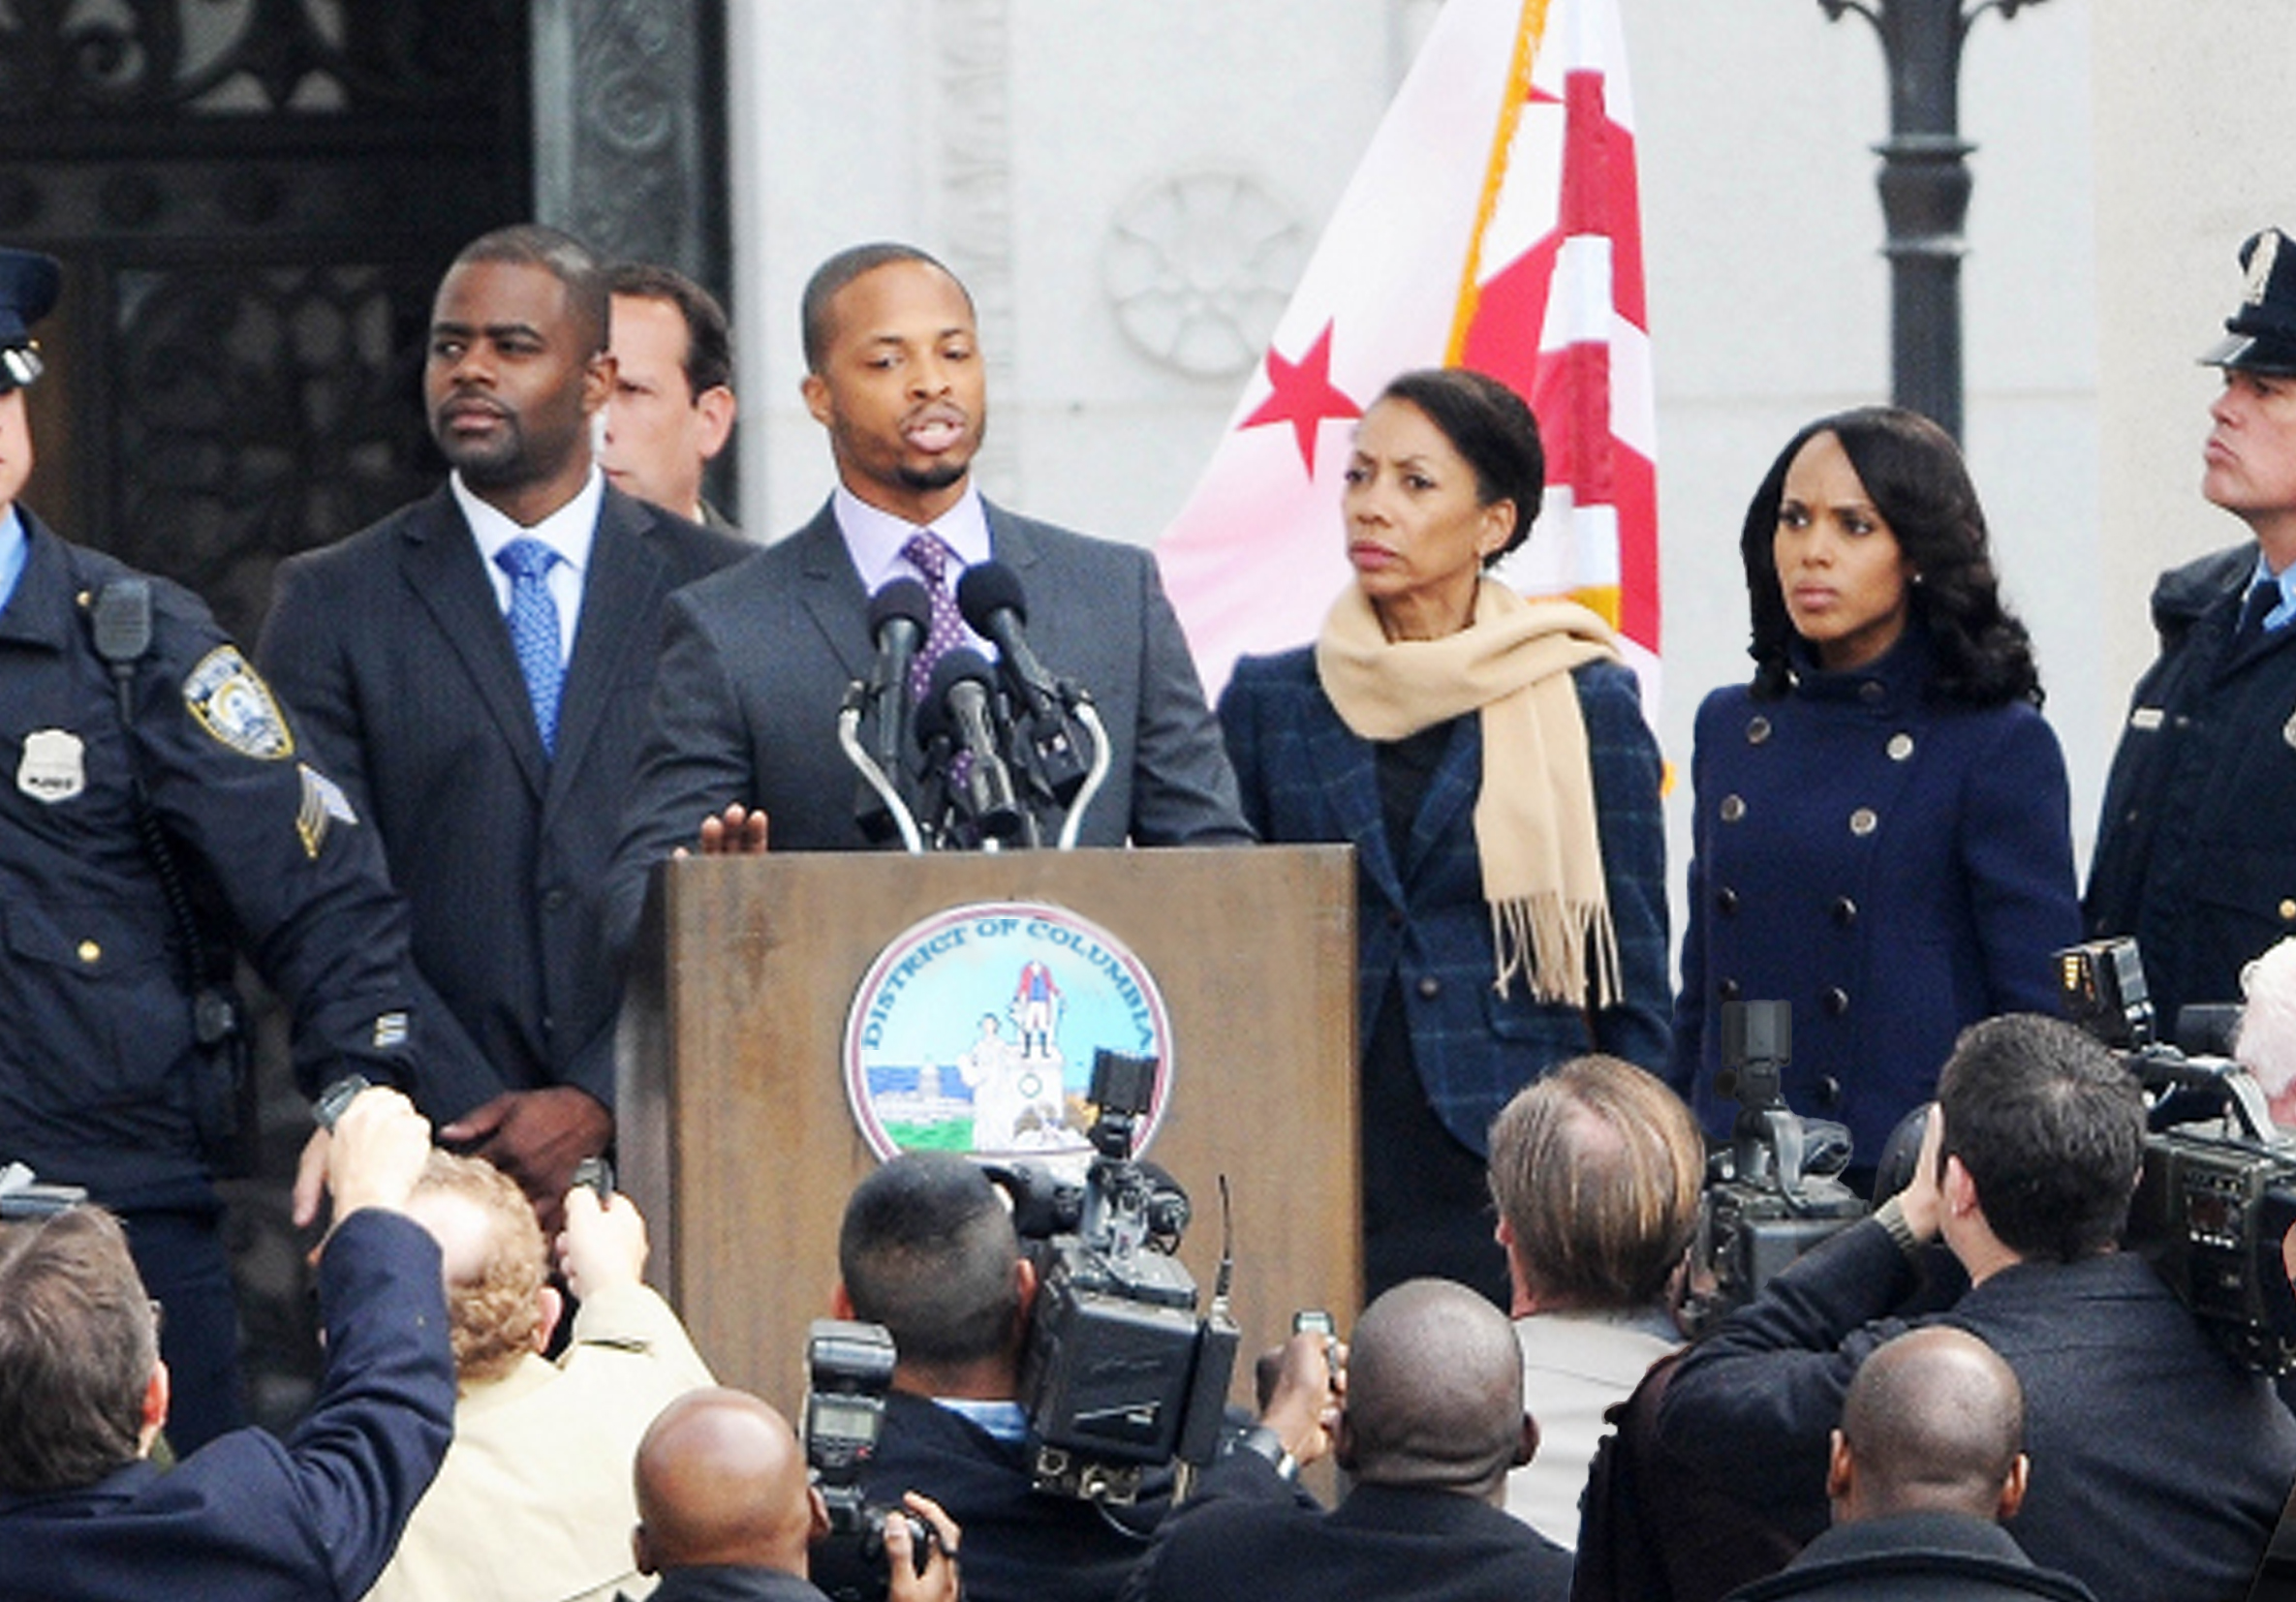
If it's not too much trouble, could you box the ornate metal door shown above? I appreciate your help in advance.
[0,2,532,643]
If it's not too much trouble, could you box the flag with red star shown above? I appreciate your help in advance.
[1158,0,1659,708]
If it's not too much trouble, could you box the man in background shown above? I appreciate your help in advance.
[601,262,739,533]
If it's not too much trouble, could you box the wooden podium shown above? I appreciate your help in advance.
[618,845,1359,1409]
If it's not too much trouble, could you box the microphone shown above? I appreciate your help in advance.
[956,562,1061,721]
[956,562,1090,806]
[919,648,1026,847]
[865,578,931,776]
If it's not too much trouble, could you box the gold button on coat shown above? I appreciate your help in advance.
[1721,794,1746,823]
[1886,733,1914,761]
[1849,808,1877,836]
[78,940,102,964]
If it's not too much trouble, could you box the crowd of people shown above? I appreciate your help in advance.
[7,211,2296,1600]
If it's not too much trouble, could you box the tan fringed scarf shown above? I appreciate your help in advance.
[1316,577,1626,1007]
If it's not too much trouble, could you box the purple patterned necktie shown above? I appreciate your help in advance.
[902,529,969,699]
[495,537,564,755]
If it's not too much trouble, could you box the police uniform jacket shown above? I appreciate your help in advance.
[1669,627,2080,1164]
[0,1208,455,1602]
[1218,647,1670,1155]
[2085,542,2296,1027]
[0,511,419,1200]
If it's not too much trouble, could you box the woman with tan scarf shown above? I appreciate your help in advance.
[1217,368,1670,1308]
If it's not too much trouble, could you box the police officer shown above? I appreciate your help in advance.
[2088,228,2296,1030]
[0,247,426,1449]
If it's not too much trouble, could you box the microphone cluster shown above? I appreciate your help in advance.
[841,561,1110,851]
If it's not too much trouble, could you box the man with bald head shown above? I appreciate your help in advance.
[1127,1278,1572,1602]
[1723,1328,2094,1600]
[630,1387,959,1602]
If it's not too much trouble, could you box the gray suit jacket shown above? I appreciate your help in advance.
[258,481,751,1120]
[609,498,1248,932]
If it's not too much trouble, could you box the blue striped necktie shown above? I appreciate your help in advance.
[496,537,565,755]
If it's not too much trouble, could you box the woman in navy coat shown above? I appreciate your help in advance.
[1218,369,1669,1308]
[1670,407,2080,1184]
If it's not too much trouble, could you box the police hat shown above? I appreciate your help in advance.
[2202,228,2296,375]
[0,247,60,394]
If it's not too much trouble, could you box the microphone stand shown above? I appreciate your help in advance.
[1055,693,1113,851]
[837,681,924,853]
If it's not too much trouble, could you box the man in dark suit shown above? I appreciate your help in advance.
[609,241,1246,891]
[1658,1013,2296,1602]
[1125,1277,1572,1602]
[259,226,750,1227]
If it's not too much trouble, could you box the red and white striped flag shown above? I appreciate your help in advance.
[1158,0,1659,708]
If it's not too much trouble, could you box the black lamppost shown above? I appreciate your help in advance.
[1818,0,2048,442]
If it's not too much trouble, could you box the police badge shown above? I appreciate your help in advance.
[182,646,295,760]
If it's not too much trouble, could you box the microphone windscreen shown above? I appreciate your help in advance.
[956,560,1028,633]
[869,576,932,636]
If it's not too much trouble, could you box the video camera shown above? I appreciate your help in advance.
[2058,939,2296,1373]
[997,1049,1239,1503]
[1682,1001,1868,1335]
[801,1318,940,1602]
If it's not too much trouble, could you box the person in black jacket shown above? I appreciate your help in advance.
[1126,1277,1572,1602]
[830,1151,1165,1602]
[1723,1326,2094,1602]
[1658,1013,2296,1602]
[2088,226,2296,1025]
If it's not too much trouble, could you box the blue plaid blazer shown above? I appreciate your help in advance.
[1218,647,1670,1154]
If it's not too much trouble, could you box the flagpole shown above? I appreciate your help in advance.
[1818,0,2050,443]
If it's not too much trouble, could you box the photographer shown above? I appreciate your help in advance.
[1485,1054,1703,1546]
[1124,1279,1570,1602]
[1657,1013,2296,1602]
[830,1152,1164,1602]
[631,1387,959,1602]
[367,1156,714,1602]
[0,1087,452,1602]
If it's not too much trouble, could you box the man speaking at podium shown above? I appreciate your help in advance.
[610,240,1248,890]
